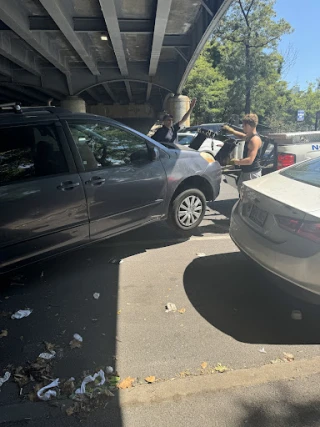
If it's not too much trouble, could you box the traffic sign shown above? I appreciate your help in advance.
[297,110,305,122]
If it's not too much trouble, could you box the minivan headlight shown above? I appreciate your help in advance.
[200,152,215,163]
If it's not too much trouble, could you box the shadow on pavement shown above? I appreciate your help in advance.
[195,198,238,235]
[184,252,320,345]
[236,382,320,427]
[0,222,185,425]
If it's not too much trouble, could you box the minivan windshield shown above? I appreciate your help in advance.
[281,157,320,188]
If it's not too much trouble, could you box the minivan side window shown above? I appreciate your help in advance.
[67,122,150,171]
[0,124,68,185]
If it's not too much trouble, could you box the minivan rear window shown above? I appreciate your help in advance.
[281,158,320,188]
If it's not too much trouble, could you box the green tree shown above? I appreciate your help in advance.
[183,54,231,124]
[215,0,292,114]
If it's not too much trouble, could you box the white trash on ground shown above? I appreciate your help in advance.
[11,309,33,319]
[0,372,11,388]
[93,293,100,300]
[165,303,177,313]
[73,333,83,342]
[105,366,114,374]
[75,370,106,395]
[37,378,60,401]
[38,351,56,360]
[259,348,267,354]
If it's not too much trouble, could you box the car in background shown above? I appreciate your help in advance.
[178,131,224,157]
[230,157,320,298]
[0,104,221,272]
[184,123,224,133]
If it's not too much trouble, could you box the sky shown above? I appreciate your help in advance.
[274,0,320,89]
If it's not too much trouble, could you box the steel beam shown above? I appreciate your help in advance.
[0,0,69,75]
[149,0,173,76]
[98,0,128,76]
[29,16,155,34]
[0,57,12,77]
[163,35,191,48]
[38,0,99,76]
[174,47,188,63]
[0,33,40,76]
[102,83,117,103]
[86,88,102,104]
[201,1,214,17]
[146,83,152,102]
[178,0,233,92]
[0,86,37,104]
[0,84,48,103]
[124,81,133,103]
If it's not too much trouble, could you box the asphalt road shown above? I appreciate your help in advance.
[1,183,320,426]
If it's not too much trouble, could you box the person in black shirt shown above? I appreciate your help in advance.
[152,98,197,145]
[223,113,262,191]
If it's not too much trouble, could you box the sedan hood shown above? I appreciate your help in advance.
[244,171,320,213]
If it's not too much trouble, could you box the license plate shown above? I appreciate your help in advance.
[249,204,268,227]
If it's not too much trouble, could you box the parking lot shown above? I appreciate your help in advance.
[1,182,320,426]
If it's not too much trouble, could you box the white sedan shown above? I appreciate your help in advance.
[177,132,224,157]
[230,157,320,297]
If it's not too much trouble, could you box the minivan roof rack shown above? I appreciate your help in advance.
[0,103,71,115]
[0,102,22,114]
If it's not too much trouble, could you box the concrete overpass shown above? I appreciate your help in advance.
[0,0,232,130]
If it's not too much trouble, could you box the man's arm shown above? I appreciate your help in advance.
[234,136,261,166]
[222,125,246,139]
[178,98,197,126]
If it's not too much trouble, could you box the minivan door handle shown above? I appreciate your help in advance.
[85,176,106,186]
[57,181,80,191]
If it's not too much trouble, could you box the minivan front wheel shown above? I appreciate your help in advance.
[168,188,206,234]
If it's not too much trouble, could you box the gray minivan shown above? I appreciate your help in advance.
[0,106,221,272]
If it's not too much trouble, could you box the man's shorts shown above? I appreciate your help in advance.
[237,170,262,191]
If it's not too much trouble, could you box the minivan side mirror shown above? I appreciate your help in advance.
[150,146,160,161]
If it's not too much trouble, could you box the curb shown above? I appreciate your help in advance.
[2,357,320,423]
[119,356,320,407]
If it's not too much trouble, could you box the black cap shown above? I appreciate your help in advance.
[163,114,173,121]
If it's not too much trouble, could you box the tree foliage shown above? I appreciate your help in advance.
[183,55,230,124]
[184,0,320,132]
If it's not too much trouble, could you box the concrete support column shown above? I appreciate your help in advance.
[165,95,190,127]
[61,96,86,113]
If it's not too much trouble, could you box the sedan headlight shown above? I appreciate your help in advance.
[200,152,215,163]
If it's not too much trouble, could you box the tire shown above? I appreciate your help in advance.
[168,188,206,235]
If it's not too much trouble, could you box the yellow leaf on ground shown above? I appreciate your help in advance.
[117,310,121,315]
[178,308,186,314]
[214,363,228,373]
[201,362,208,370]
[0,330,8,338]
[145,376,156,383]
[118,376,135,389]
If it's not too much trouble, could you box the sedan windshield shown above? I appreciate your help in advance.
[281,157,320,188]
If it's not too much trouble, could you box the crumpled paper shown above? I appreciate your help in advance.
[37,378,60,401]
[38,351,56,360]
[75,370,105,395]
[11,309,33,319]
[0,372,11,388]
